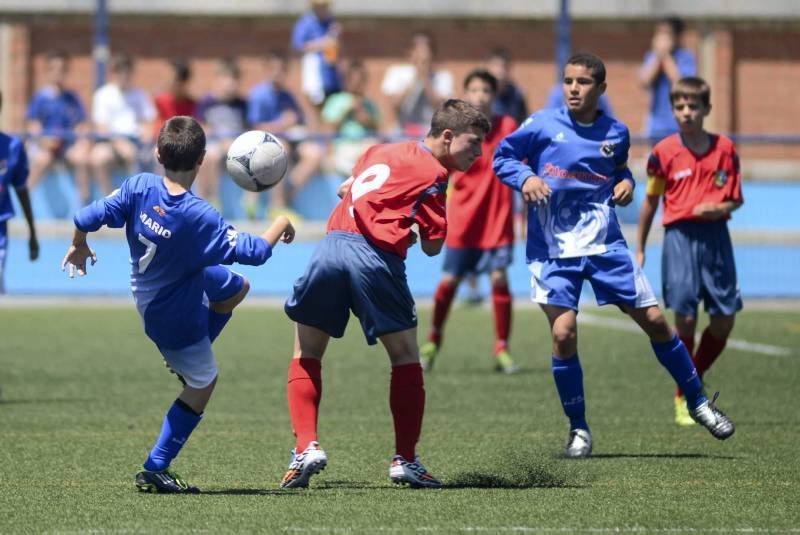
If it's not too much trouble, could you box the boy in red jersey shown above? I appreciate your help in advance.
[281,99,490,489]
[636,76,743,426]
[420,69,520,374]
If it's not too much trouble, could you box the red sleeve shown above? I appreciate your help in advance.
[727,149,743,203]
[646,146,666,179]
[412,180,448,240]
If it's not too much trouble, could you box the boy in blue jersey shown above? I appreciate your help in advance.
[0,91,39,293]
[493,53,734,458]
[61,116,295,493]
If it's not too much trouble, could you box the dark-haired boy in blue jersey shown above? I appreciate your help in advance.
[62,116,295,493]
[493,53,734,458]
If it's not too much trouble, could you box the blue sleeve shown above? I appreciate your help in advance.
[613,127,635,187]
[291,15,312,51]
[493,119,539,191]
[73,182,130,232]
[196,206,272,266]
[10,139,29,189]
[71,93,87,123]
[677,49,697,76]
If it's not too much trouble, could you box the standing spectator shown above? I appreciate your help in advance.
[154,59,196,139]
[248,50,325,220]
[196,58,249,204]
[25,50,93,204]
[292,0,342,126]
[321,59,380,177]
[639,16,696,142]
[0,91,39,293]
[486,48,529,125]
[381,31,453,137]
[90,53,156,197]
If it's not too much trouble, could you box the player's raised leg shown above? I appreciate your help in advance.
[490,267,519,373]
[381,327,442,489]
[541,304,592,458]
[421,272,460,371]
[203,265,250,343]
[281,323,329,489]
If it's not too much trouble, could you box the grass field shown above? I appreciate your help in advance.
[1,304,799,533]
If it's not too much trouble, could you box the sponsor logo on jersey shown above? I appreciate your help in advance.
[599,140,616,157]
[672,168,692,181]
[139,211,172,238]
[543,162,609,183]
[153,205,166,217]
[225,228,238,247]
[714,170,728,187]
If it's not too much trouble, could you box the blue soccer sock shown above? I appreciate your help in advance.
[143,399,203,472]
[208,310,232,343]
[551,354,589,431]
[652,334,706,410]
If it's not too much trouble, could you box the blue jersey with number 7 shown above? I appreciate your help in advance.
[74,172,271,349]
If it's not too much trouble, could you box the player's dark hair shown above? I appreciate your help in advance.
[428,99,490,137]
[489,47,512,64]
[660,16,686,36]
[110,53,134,73]
[170,58,192,83]
[565,52,606,84]
[157,116,206,172]
[216,57,240,79]
[670,76,711,107]
[463,68,498,94]
[45,49,70,63]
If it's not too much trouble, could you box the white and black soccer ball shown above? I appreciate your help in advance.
[226,130,289,192]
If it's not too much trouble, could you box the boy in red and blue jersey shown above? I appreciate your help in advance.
[637,76,743,426]
[420,69,520,374]
[281,99,490,489]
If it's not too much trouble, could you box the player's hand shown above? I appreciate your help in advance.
[521,175,551,206]
[612,180,635,206]
[281,219,296,244]
[636,249,646,267]
[29,235,39,261]
[337,176,355,199]
[61,242,97,278]
[693,202,726,221]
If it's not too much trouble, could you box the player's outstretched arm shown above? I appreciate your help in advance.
[262,215,295,247]
[61,229,97,278]
[636,195,660,267]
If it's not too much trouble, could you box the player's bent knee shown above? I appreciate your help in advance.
[210,278,250,314]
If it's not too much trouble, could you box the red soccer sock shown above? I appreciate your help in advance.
[675,334,696,398]
[693,328,727,377]
[428,281,457,346]
[390,363,425,461]
[492,283,512,354]
[287,358,322,453]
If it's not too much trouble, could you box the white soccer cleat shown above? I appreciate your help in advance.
[564,428,592,458]
[690,392,735,440]
[280,441,328,489]
[389,455,443,489]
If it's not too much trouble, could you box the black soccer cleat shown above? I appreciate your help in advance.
[135,468,200,494]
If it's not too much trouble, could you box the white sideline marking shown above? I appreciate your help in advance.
[282,527,800,533]
[578,313,793,357]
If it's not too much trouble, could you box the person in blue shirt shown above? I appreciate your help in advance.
[291,0,342,114]
[493,52,734,459]
[25,50,93,204]
[61,116,295,493]
[639,17,697,142]
[0,91,39,294]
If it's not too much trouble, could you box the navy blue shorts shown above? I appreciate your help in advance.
[443,245,513,278]
[203,265,245,303]
[662,220,742,317]
[285,231,417,345]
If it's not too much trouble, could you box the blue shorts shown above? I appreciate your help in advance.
[285,231,417,345]
[203,265,245,303]
[528,248,658,311]
[443,245,513,278]
[662,220,742,317]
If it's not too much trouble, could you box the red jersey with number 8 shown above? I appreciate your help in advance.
[327,140,450,258]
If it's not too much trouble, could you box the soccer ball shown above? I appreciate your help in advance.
[226,130,289,192]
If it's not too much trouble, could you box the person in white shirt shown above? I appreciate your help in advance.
[381,31,453,137]
[90,53,156,195]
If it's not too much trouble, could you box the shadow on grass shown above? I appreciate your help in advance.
[588,452,737,460]
[447,457,583,489]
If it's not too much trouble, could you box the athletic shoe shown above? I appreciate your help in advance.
[420,342,439,372]
[135,468,200,494]
[564,428,592,458]
[493,350,521,374]
[690,392,735,440]
[280,441,328,489]
[389,455,443,489]
[674,395,695,426]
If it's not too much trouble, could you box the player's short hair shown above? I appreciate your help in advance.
[157,116,206,172]
[45,49,70,63]
[428,99,491,138]
[670,76,711,107]
[110,53,134,73]
[489,47,512,64]
[216,57,240,79]
[463,68,498,94]
[660,16,686,36]
[565,52,606,84]
[170,58,192,83]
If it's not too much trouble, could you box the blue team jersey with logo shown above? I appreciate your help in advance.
[0,133,29,222]
[494,106,634,260]
[74,172,272,349]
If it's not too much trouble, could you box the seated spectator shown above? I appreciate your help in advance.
[25,50,93,204]
[154,58,196,139]
[486,48,529,125]
[196,58,249,204]
[247,50,324,220]
[292,0,342,126]
[90,53,156,196]
[321,59,380,176]
[381,31,453,137]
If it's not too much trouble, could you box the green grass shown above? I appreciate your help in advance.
[1,305,799,533]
